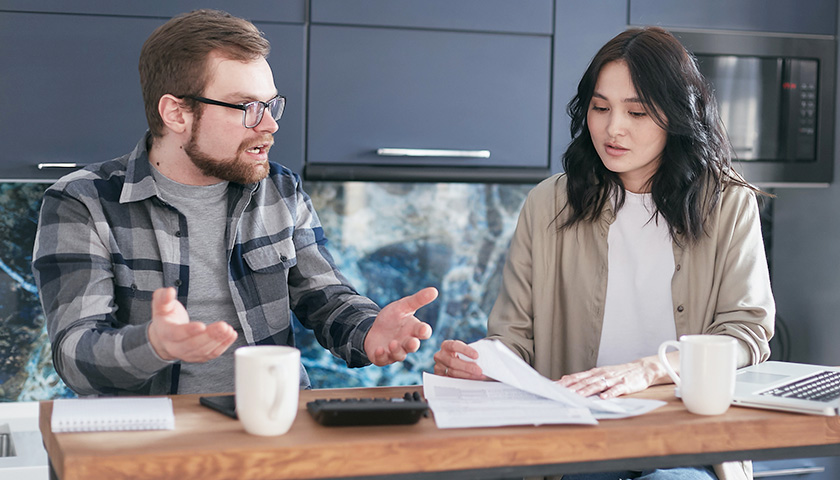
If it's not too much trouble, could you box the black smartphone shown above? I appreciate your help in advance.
[199,394,237,419]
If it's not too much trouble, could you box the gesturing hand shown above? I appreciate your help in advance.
[363,287,438,366]
[147,287,238,363]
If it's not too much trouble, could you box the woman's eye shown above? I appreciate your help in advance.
[629,111,647,118]
[591,105,608,112]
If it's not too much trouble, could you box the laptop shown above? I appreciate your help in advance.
[732,361,840,416]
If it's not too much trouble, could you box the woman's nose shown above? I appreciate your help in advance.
[606,113,626,138]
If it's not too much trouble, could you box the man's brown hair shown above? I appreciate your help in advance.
[139,9,271,138]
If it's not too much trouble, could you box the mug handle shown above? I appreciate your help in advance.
[657,340,682,387]
[267,364,285,421]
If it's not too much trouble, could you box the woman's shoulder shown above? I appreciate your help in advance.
[528,172,568,201]
[718,178,761,209]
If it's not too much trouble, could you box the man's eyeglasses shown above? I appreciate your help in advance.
[180,94,286,128]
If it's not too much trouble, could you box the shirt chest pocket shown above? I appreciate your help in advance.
[241,237,298,274]
[240,237,298,332]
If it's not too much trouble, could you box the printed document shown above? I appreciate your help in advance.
[423,339,665,428]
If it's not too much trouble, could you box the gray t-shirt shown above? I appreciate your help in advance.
[152,168,246,394]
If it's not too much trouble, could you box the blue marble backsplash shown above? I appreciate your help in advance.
[0,181,532,401]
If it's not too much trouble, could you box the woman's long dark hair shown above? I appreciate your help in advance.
[561,26,760,244]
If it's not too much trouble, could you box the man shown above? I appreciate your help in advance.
[32,9,437,396]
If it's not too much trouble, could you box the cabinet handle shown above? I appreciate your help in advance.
[376,148,490,159]
[754,466,826,477]
[37,163,85,170]
[0,433,9,458]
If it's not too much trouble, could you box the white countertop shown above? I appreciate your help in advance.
[0,401,48,480]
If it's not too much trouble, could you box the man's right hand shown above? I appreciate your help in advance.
[147,287,238,362]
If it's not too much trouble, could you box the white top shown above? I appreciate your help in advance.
[597,191,677,367]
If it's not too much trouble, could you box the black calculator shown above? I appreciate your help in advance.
[306,391,429,426]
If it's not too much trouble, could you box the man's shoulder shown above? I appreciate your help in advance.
[266,162,300,183]
[259,162,303,198]
[48,154,130,197]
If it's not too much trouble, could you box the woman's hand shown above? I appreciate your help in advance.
[556,353,675,399]
[432,339,486,380]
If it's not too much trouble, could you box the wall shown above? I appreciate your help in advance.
[0,184,54,401]
[770,2,840,364]
[759,4,840,478]
[769,0,840,379]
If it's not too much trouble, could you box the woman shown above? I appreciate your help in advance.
[433,27,775,480]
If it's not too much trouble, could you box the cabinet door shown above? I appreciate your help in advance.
[753,458,830,479]
[0,0,306,23]
[0,12,305,181]
[629,0,837,35]
[310,0,553,34]
[306,25,551,181]
[0,12,158,181]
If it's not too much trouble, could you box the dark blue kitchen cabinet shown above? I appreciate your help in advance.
[0,12,159,181]
[0,1,306,23]
[305,0,554,182]
[753,459,831,479]
[629,0,837,35]
[0,3,306,181]
[309,0,553,34]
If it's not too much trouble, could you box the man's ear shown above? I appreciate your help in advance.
[158,94,191,134]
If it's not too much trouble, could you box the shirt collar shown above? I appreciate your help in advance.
[119,131,161,204]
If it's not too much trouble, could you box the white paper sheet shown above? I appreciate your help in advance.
[465,339,627,414]
[422,339,666,428]
[422,372,597,428]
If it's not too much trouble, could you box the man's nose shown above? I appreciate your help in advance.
[254,111,279,134]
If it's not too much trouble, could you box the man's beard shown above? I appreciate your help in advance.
[184,121,272,185]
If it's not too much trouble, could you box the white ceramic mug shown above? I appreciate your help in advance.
[657,335,737,415]
[235,345,301,436]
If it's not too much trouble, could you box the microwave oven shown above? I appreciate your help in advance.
[673,29,836,186]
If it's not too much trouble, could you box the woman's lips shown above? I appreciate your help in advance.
[605,143,628,156]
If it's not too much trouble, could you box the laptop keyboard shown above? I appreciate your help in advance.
[760,370,840,402]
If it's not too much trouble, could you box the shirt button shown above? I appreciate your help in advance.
[677,305,684,313]
[280,255,288,262]
[175,231,182,237]
[174,279,182,287]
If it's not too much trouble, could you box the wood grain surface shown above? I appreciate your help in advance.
[40,384,840,480]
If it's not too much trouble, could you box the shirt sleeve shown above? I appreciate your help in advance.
[284,176,380,367]
[706,186,775,366]
[32,186,172,396]
[486,186,538,366]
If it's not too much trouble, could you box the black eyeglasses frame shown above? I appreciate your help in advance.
[179,94,286,128]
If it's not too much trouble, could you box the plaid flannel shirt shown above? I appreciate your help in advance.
[33,133,378,396]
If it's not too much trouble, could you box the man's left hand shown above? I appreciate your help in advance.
[364,287,438,366]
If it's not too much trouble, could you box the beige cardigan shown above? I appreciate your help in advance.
[488,174,775,480]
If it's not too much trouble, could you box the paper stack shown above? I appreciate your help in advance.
[423,339,665,428]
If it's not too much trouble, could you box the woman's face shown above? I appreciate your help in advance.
[587,60,667,193]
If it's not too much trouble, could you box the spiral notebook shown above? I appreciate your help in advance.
[51,397,175,432]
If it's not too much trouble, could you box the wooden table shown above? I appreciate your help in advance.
[40,385,840,480]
